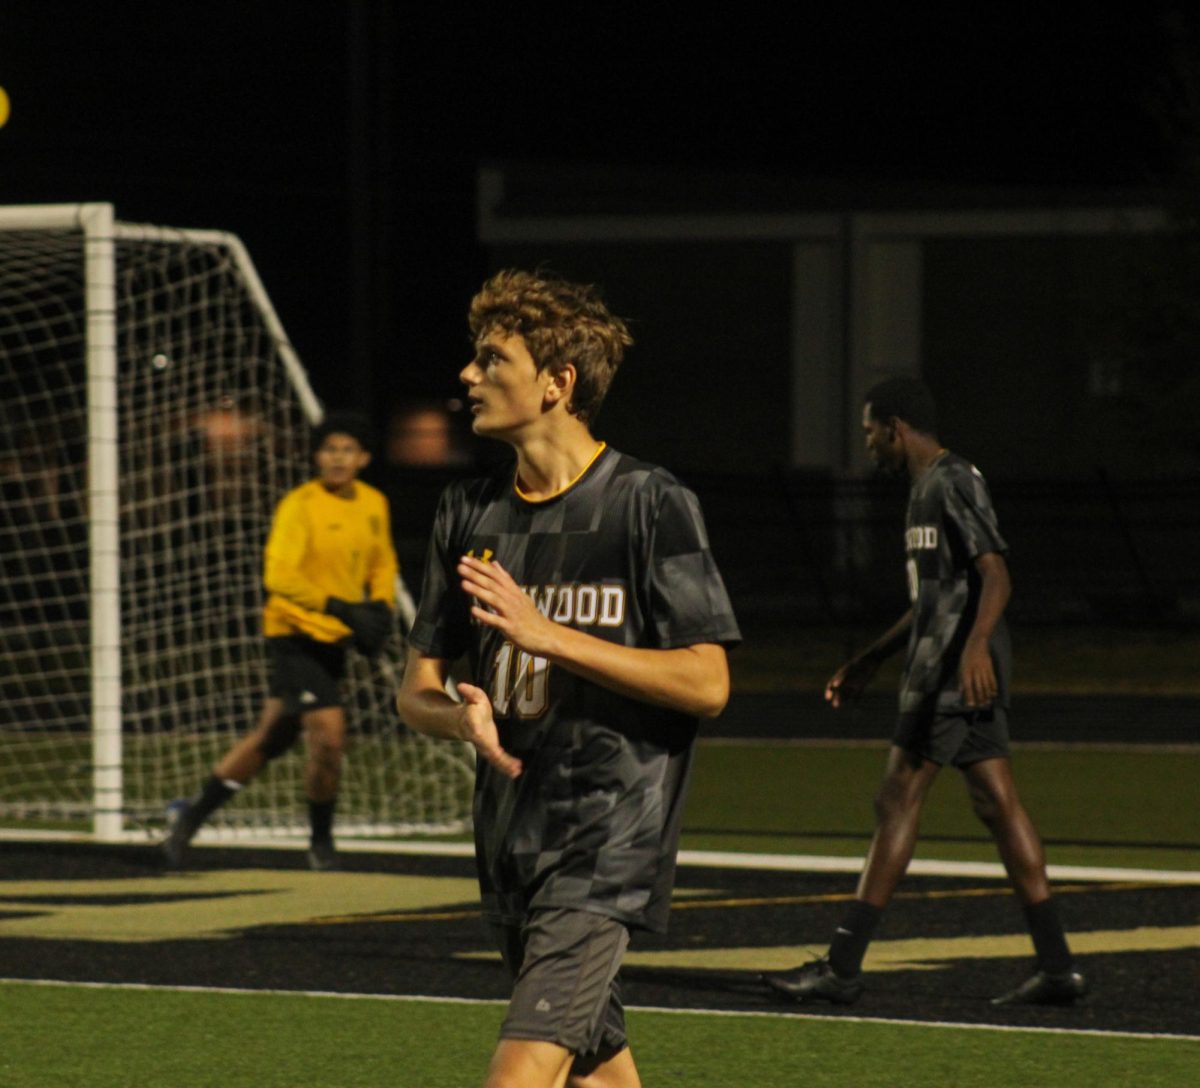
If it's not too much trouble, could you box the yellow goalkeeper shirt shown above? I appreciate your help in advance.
[261,478,398,642]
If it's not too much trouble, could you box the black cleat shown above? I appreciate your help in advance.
[991,969,1089,1007]
[761,958,865,1005]
[307,840,339,871]
[161,799,193,870]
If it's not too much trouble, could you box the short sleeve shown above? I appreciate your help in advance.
[645,481,741,650]
[408,485,472,660]
[945,465,1008,562]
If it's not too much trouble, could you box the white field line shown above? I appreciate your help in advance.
[675,850,1200,885]
[1,829,1196,884]
[1,977,1196,1044]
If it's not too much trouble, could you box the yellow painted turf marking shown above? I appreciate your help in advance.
[0,870,1172,938]
[665,880,1158,912]
[626,925,1200,972]
[455,925,1200,973]
[312,880,1161,926]
[0,871,478,941]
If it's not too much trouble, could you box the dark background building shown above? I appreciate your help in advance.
[3,4,1199,624]
[4,6,1197,438]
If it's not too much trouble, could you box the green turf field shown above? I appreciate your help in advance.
[683,742,1200,872]
[732,622,1200,695]
[2,981,1196,1088]
[2,732,1196,1087]
[5,739,1196,875]
[3,636,1196,1087]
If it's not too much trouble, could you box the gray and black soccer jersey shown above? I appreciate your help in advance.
[410,447,740,933]
[899,451,1011,725]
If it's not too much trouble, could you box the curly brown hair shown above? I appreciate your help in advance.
[468,269,633,425]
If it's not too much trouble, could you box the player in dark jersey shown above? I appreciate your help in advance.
[397,270,740,1088]
[162,412,397,871]
[762,377,1086,1009]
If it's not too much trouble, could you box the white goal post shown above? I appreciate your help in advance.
[0,203,473,842]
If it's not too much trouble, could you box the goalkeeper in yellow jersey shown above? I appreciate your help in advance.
[162,411,398,871]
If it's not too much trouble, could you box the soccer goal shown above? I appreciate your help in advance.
[0,203,473,842]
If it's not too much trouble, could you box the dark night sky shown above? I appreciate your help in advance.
[1,4,1195,416]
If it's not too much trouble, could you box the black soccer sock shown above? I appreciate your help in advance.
[308,799,335,846]
[1024,897,1073,975]
[828,899,882,978]
[178,776,239,838]
[192,775,239,823]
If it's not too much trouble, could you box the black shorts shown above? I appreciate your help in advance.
[266,636,346,717]
[893,706,1010,767]
[490,908,629,1066]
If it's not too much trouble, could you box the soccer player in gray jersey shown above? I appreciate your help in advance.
[397,270,740,1088]
[763,377,1086,1009]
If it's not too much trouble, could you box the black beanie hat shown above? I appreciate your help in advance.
[312,410,374,453]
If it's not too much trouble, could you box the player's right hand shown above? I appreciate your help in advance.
[457,555,559,658]
[959,637,997,708]
[456,682,523,779]
[824,655,877,709]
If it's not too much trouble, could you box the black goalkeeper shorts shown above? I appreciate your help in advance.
[266,636,347,716]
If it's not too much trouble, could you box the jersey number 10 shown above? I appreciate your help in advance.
[490,641,550,718]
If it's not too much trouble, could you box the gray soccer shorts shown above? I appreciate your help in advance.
[490,907,630,1065]
[894,706,1011,767]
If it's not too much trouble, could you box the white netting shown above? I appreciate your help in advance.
[0,210,473,838]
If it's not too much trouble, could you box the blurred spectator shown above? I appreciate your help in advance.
[387,400,470,466]
[192,394,266,506]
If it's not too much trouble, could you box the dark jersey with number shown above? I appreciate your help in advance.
[900,451,1010,725]
[410,446,740,933]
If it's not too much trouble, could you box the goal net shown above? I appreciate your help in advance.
[0,204,473,841]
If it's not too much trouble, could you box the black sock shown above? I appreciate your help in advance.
[179,776,238,838]
[1025,897,1073,975]
[308,800,335,846]
[828,900,882,978]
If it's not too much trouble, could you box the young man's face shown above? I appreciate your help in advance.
[460,330,556,439]
[315,433,370,491]
[861,402,904,474]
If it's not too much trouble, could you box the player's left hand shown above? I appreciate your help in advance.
[458,555,558,657]
[456,681,523,780]
[960,638,997,708]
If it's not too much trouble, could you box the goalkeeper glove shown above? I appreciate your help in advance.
[325,597,392,656]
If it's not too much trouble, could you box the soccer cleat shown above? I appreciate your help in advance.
[990,969,1089,1007]
[307,840,339,871]
[761,957,865,1005]
[161,799,193,870]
